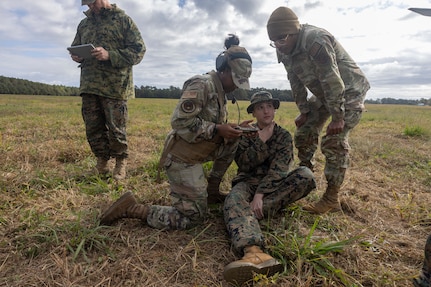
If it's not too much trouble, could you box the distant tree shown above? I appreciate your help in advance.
[1,75,429,105]
[365,98,428,105]
[0,76,79,96]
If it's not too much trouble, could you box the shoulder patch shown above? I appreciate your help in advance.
[310,42,329,65]
[181,100,196,113]
[181,91,198,99]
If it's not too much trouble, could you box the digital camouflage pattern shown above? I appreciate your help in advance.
[294,101,363,186]
[277,24,369,186]
[413,233,431,287]
[224,124,316,254]
[148,71,238,230]
[278,24,370,120]
[81,94,128,159]
[232,124,294,193]
[72,4,145,161]
[171,71,227,144]
[71,4,146,100]
[147,159,206,230]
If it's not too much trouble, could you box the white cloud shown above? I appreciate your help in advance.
[1,0,431,100]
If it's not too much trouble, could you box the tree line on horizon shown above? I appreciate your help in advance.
[0,75,430,106]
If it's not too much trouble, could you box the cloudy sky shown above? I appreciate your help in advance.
[2,0,431,100]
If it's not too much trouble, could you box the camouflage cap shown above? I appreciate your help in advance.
[247,91,280,114]
[226,46,252,90]
[82,0,96,5]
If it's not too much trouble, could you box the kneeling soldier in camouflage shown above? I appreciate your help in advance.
[223,91,316,285]
[100,35,253,230]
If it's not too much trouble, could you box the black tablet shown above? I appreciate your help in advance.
[67,44,95,59]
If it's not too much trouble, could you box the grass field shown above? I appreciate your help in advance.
[0,94,430,287]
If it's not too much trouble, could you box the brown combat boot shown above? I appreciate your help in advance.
[207,177,226,204]
[223,245,283,286]
[96,158,110,175]
[113,158,127,180]
[100,191,149,225]
[303,185,341,214]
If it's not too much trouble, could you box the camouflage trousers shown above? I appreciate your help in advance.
[81,94,128,160]
[147,142,238,230]
[223,166,316,255]
[414,233,431,287]
[294,106,363,187]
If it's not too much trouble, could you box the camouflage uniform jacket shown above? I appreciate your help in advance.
[278,24,370,121]
[232,123,294,194]
[71,4,146,100]
[161,71,229,164]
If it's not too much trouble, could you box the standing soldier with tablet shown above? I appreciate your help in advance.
[70,0,146,180]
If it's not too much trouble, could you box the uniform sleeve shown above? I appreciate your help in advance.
[171,77,217,143]
[71,33,81,47]
[71,21,85,46]
[308,35,345,121]
[109,16,146,68]
[281,55,309,115]
[288,72,309,114]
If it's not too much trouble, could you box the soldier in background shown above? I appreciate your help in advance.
[99,34,253,230]
[266,7,370,214]
[70,0,146,180]
[413,234,431,287]
[223,91,316,285]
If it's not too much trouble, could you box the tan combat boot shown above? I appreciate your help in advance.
[96,158,110,175]
[303,185,341,214]
[100,191,149,225]
[223,245,283,285]
[113,158,127,180]
[207,177,226,204]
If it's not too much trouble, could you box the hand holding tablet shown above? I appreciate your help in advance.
[67,44,95,59]
[235,126,260,133]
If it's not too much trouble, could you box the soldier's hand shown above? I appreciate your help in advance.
[91,47,110,61]
[71,54,83,63]
[250,193,264,220]
[238,120,259,138]
[216,123,243,139]
[238,120,254,127]
[326,119,345,135]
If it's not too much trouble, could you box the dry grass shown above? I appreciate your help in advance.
[0,95,430,287]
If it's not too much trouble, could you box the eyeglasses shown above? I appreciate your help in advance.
[270,34,290,48]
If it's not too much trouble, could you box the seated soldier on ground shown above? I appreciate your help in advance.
[223,91,316,285]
